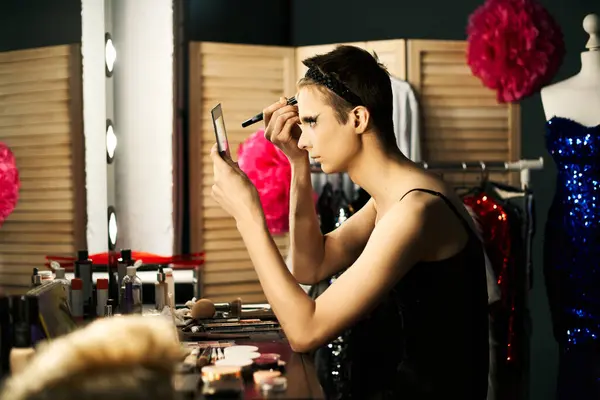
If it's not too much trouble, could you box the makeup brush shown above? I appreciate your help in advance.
[214,298,242,318]
[190,298,243,320]
[196,345,212,369]
[241,97,297,128]
[190,299,217,320]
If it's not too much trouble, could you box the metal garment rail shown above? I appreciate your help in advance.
[309,157,545,190]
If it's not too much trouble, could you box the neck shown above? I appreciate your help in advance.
[346,135,413,204]
[579,50,600,80]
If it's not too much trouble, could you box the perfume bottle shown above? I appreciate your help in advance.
[155,267,167,311]
[120,266,143,314]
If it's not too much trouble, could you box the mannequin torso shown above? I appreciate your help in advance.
[541,14,600,126]
[540,13,600,400]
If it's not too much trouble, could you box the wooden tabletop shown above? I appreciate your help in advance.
[175,333,325,399]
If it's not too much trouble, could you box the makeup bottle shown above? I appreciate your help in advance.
[74,250,94,318]
[117,249,135,288]
[0,296,11,377]
[31,268,41,288]
[96,278,108,317]
[120,266,143,314]
[10,296,35,375]
[163,266,175,308]
[70,278,84,322]
[105,299,114,317]
[107,250,120,309]
[52,262,71,308]
[155,267,167,311]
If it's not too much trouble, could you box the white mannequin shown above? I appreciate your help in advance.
[541,13,600,127]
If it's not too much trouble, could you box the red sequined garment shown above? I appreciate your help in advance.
[463,193,517,363]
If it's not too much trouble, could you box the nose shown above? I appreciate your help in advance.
[297,130,311,150]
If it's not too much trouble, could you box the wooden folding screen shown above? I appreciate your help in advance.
[0,45,85,290]
[189,42,295,303]
[406,40,521,186]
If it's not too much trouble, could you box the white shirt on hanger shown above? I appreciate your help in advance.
[390,76,421,161]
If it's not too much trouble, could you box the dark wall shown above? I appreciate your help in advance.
[0,0,81,52]
[186,0,291,45]
[293,1,599,399]
[180,0,291,254]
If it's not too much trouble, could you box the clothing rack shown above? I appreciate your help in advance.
[310,157,544,190]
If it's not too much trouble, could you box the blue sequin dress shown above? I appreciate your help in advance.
[544,116,600,399]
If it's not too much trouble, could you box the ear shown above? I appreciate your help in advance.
[351,106,370,134]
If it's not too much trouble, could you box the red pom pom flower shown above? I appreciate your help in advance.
[466,0,565,103]
[0,143,20,226]
[237,130,291,235]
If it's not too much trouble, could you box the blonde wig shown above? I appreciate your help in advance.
[0,315,185,400]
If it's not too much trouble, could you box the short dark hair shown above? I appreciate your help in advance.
[298,45,397,151]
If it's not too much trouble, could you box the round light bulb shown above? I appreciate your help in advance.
[105,36,116,75]
[108,211,118,247]
[106,124,117,161]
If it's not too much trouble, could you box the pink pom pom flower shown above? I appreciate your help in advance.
[0,143,20,226]
[237,130,291,235]
[466,0,565,103]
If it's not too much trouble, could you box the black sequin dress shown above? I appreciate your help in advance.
[544,116,600,399]
[314,189,489,400]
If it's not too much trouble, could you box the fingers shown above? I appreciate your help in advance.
[210,143,234,165]
[282,115,301,138]
[271,112,299,142]
[262,97,291,127]
[210,143,224,163]
[210,144,232,179]
[265,108,298,143]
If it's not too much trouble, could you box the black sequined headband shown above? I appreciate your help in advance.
[304,65,363,106]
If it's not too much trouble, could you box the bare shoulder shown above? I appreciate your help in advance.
[377,189,443,233]
[379,184,472,261]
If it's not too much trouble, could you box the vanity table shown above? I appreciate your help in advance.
[174,332,325,399]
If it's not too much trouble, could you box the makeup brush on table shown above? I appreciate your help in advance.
[189,298,275,320]
[180,298,244,335]
[189,298,242,320]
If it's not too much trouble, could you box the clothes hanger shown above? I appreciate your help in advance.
[456,162,489,198]
[453,163,477,196]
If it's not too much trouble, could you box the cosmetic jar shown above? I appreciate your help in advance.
[223,345,258,357]
[215,358,254,381]
[253,353,280,370]
[260,376,288,393]
[201,365,242,383]
[201,365,243,398]
[253,369,281,385]
[39,271,53,284]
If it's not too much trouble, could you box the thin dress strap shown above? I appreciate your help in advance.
[399,188,474,235]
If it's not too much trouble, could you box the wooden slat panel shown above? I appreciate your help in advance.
[190,42,294,300]
[407,39,521,186]
[366,40,406,80]
[0,45,83,288]
[206,292,267,304]
[203,281,265,297]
